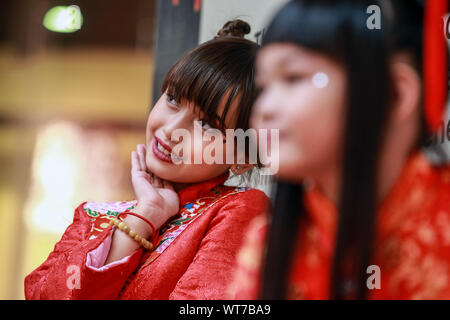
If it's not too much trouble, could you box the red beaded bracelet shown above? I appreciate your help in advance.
[118,210,156,237]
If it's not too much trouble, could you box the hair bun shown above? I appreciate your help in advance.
[215,19,251,39]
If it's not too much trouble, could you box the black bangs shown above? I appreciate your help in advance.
[161,37,259,131]
[262,0,390,61]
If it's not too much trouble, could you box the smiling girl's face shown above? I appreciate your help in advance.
[144,91,239,183]
[141,34,258,183]
[251,43,347,183]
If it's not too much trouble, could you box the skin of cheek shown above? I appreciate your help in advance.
[143,96,231,184]
[276,72,346,181]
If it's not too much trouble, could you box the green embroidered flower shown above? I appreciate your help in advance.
[84,208,99,218]
[172,218,192,226]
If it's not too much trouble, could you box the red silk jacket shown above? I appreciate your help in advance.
[230,152,450,299]
[25,173,269,300]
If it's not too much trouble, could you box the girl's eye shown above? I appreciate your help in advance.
[166,94,179,107]
[198,117,222,132]
[201,121,213,131]
[284,74,304,84]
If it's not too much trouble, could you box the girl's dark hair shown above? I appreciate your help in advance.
[161,19,259,133]
[260,0,430,299]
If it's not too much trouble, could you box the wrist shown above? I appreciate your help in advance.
[133,204,169,231]
[121,214,153,239]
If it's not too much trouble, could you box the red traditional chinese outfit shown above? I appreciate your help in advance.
[230,151,450,299]
[24,173,269,300]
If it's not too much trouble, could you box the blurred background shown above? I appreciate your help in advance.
[0,0,285,300]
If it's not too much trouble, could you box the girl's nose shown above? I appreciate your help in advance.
[253,89,280,126]
[161,113,189,143]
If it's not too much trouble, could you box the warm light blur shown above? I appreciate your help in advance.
[0,0,156,299]
[24,122,83,234]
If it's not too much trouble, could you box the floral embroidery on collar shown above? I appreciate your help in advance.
[140,186,251,268]
[81,184,252,264]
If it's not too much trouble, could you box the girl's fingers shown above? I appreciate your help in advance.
[145,166,173,190]
[153,175,163,188]
[162,179,174,191]
[147,168,158,186]
[148,171,155,184]
[137,144,147,172]
[131,151,141,172]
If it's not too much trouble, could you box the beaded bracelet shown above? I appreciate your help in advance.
[109,217,154,250]
[118,210,156,237]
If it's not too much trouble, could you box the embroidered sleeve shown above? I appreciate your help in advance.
[24,201,143,300]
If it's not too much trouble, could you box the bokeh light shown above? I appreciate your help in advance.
[43,5,83,33]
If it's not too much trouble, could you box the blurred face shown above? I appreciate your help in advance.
[252,43,347,182]
[145,91,238,183]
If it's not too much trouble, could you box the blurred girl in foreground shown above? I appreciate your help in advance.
[231,0,450,299]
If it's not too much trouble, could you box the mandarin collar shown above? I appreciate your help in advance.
[177,171,230,208]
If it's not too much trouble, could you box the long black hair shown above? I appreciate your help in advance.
[260,0,430,299]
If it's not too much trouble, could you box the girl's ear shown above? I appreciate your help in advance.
[389,55,421,126]
[230,164,254,175]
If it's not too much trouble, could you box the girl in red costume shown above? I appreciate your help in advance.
[25,20,269,300]
[230,0,450,299]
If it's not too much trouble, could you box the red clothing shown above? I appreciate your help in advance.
[25,173,269,300]
[230,152,450,299]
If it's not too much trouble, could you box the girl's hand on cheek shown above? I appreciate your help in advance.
[131,144,180,230]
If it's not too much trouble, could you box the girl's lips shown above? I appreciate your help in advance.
[155,136,172,152]
[152,138,173,163]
